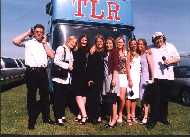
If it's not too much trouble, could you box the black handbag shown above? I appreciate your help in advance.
[51,47,69,79]
[51,64,68,79]
[104,89,117,104]
[103,88,117,115]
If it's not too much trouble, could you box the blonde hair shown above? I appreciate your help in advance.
[66,35,77,44]
[115,36,126,52]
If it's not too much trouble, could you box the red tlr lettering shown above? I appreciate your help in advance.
[90,0,104,20]
[107,1,120,21]
[74,0,88,17]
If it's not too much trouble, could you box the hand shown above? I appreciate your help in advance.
[111,79,116,87]
[89,45,96,54]
[128,80,133,88]
[27,28,33,37]
[151,78,154,83]
[68,64,73,71]
[42,35,47,45]
[88,81,94,87]
[164,59,170,65]
[146,79,154,84]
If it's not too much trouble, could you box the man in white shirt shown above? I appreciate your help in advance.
[147,32,180,129]
[12,24,54,129]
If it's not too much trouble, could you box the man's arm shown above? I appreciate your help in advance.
[41,36,55,59]
[165,44,180,65]
[12,29,31,46]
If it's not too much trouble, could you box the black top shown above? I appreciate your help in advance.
[86,51,105,87]
[72,47,88,96]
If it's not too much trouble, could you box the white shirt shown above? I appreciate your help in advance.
[151,42,180,80]
[52,45,74,84]
[23,38,48,67]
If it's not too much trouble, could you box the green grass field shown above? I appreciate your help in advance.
[1,84,190,135]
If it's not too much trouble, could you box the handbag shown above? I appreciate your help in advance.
[51,64,68,79]
[104,88,117,104]
[51,47,69,79]
[103,87,117,115]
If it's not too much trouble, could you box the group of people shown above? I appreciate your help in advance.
[12,24,180,130]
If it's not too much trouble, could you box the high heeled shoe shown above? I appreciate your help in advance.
[74,115,82,122]
[97,116,102,123]
[105,123,117,128]
[105,121,117,128]
[142,117,148,124]
[79,116,88,125]
[55,119,64,126]
[116,114,123,123]
[131,115,139,123]
[127,118,133,126]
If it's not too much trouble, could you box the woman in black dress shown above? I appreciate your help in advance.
[72,34,89,125]
[86,34,105,123]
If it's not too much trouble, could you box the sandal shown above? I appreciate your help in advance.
[131,115,139,123]
[142,117,148,124]
[79,116,88,125]
[127,118,133,126]
[105,120,117,128]
[117,117,123,124]
[117,114,123,123]
[97,116,102,123]
[105,123,117,128]
[74,114,82,122]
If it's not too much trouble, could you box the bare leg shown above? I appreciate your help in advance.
[76,96,87,117]
[131,99,136,116]
[83,96,86,106]
[131,99,138,123]
[126,99,131,119]
[126,99,132,125]
[117,87,126,123]
[109,102,117,125]
[142,103,149,123]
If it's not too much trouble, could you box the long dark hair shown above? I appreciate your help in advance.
[75,34,89,52]
[106,36,115,50]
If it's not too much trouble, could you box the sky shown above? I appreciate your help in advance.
[1,0,190,58]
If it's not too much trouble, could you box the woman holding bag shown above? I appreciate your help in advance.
[102,37,120,128]
[52,36,77,126]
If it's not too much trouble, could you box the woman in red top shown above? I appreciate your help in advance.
[103,37,120,128]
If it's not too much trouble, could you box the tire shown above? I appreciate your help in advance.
[181,89,190,106]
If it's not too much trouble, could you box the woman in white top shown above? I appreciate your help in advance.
[52,36,77,126]
[137,38,154,124]
[126,39,141,126]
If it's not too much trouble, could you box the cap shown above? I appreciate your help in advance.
[152,32,164,40]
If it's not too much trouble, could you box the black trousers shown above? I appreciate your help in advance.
[150,79,170,122]
[53,82,70,120]
[25,67,50,122]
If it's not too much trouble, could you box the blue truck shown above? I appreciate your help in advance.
[45,0,135,93]
[46,0,135,50]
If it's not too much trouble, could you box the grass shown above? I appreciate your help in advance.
[1,84,190,135]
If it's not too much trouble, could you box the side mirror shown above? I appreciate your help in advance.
[46,2,52,16]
